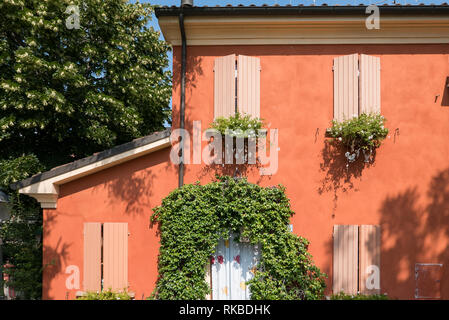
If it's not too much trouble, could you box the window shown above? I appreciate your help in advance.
[333,54,381,121]
[214,54,261,119]
[83,222,128,292]
[333,225,381,295]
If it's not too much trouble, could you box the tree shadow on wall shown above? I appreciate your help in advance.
[42,210,71,300]
[172,56,203,92]
[195,140,272,185]
[106,151,174,216]
[171,55,203,130]
[318,139,376,212]
[379,168,449,299]
[197,163,268,185]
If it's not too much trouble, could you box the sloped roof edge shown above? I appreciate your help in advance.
[155,4,449,17]
[11,129,171,191]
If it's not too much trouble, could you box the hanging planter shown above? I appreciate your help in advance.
[326,113,389,167]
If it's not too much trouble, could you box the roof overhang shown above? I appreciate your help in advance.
[156,5,449,46]
[11,130,171,209]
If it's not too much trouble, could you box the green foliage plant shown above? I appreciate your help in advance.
[326,113,388,165]
[211,113,264,138]
[76,289,133,300]
[0,0,172,298]
[330,292,389,300]
[150,176,326,300]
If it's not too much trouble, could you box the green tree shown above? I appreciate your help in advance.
[0,0,171,299]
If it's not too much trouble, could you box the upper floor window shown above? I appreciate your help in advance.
[333,54,381,121]
[214,54,261,119]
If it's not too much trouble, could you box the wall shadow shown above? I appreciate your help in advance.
[195,138,272,185]
[441,77,449,107]
[379,168,449,299]
[172,55,203,93]
[42,210,71,300]
[57,148,173,217]
[105,149,175,216]
[318,139,375,212]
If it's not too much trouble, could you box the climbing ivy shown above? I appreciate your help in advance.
[150,176,326,300]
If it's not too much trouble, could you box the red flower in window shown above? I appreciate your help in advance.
[217,255,224,264]
[234,255,240,264]
[211,256,215,264]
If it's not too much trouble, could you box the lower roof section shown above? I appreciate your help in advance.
[11,129,171,209]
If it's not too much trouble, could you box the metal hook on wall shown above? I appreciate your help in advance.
[394,128,400,143]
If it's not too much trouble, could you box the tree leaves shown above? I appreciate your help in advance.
[0,0,172,166]
[0,0,172,299]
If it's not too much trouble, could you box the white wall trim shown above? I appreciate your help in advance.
[158,15,449,45]
[19,137,171,209]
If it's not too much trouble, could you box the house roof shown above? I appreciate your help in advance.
[11,129,171,208]
[155,4,449,17]
[156,3,449,46]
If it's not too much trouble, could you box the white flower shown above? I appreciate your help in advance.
[338,137,342,141]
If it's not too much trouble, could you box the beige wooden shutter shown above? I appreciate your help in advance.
[214,54,236,119]
[83,223,102,292]
[359,54,381,115]
[333,225,359,295]
[333,54,359,122]
[103,223,128,291]
[359,225,381,295]
[237,55,261,118]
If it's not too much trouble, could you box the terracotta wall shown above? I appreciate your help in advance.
[43,44,449,299]
[42,148,178,300]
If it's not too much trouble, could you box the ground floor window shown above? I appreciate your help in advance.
[333,225,381,295]
[83,222,128,293]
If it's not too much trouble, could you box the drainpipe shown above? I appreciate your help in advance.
[178,0,191,187]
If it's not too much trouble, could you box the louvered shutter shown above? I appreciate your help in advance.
[237,55,261,118]
[333,225,359,295]
[103,223,128,291]
[83,223,101,292]
[359,225,381,294]
[333,54,359,122]
[214,54,236,119]
[359,54,381,115]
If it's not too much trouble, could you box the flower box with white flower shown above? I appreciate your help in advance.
[326,113,389,166]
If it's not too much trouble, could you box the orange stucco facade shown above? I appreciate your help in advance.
[43,43,449,300]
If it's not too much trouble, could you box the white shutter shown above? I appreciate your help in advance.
[83,223,102,292]
[237,55,261,118]
[359,225,381,294]
[333,225,359,295]
[359,54,381,115]
[103,223,128,291]
[333,54,359,121]
[214,54,236,119]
